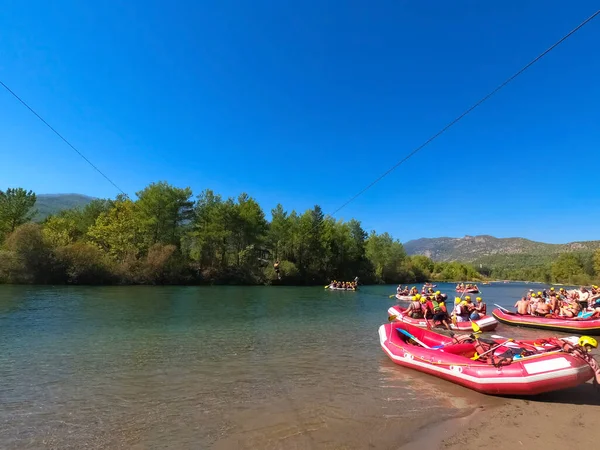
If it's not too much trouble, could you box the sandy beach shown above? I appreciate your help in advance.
[422,381,600,450]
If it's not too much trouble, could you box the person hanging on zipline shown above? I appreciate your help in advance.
[274,260,281,280]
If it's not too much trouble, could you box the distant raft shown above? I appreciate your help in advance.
[326,284,357,291]
[492,308,600,335]
[456,287,480,294]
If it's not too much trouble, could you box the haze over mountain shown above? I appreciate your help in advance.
[404,235,600,262]
[34,194,96,221]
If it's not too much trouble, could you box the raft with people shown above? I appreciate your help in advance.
[325,280,358,291]
[395,294,413,302]
[378,321,600,395]
[492,307,600,335]
[388,305,498,332]
[455,287,480,294]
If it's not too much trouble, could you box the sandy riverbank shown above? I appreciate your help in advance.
[420,381,600,450]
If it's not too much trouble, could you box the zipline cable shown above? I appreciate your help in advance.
[0,81,127,196]
[325,9,600,220]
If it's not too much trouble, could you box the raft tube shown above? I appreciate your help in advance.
[388,306,498,332]
[456,288,480,294]
[492,308,600,335]
[395,294,413,302]
[379,321,594,395]
[326,285,357,291]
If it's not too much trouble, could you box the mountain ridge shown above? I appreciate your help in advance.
[404,235,600,262]
[34,193,96,221]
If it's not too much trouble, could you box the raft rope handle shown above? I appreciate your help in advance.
[388,338,569,368]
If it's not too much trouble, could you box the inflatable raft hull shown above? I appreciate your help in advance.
[326,286,356,291]
[492,309,600,335]
[395,294,413,302]
[379,322,594,395]
[388,306,498,332]
[456,288,479,294]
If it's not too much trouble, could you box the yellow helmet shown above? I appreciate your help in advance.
[531,293,536,298]
[420,298,427,303]
[550,287,555,291]
[439,302,445,307]
[435,291,441,295]
[560,288,565,291]
[454,297,461,304]
[537,291,542,296]
[415,294,421,299]
[579,336,598,350]
[476,297,482,302]
[413,295,419,301]
[465,296,471,300]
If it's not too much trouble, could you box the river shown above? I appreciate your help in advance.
[0,282,565,449]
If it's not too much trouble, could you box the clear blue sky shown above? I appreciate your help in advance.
[1,1,599,244]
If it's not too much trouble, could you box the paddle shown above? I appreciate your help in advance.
[397,328,431,349]
[494,303,511,313]
[472,338,513,360]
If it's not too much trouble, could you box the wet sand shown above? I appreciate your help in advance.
[423,381,600,450]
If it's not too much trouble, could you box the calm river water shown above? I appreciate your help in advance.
[0,282,564,449]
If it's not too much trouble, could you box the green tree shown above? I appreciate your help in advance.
[0,188,37,237]
[3,223,59,283]
[43,216,79,247]
[551,253,584,283]
[136,181,193,246]
[87,198,148,261]
[594,249,600,278]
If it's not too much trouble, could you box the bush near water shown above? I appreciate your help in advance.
[1,185,599,285]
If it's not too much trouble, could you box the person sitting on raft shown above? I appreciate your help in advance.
[405,295,425,319]
[514,297,530,315]
[534,298,552,317]
[409,286,418,296]
[470,297,486,320]
[559,300,581,318]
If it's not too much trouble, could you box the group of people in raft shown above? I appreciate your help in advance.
[455,283,478,291]
[397,285,438,296]
[398,289,487,330]
[514,286,600,318]
[328,280,358,290]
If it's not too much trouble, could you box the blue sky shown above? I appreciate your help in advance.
[1,1,599,244]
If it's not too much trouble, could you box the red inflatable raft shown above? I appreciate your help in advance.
[379,321,596,395]
[492,308,600,335]
[456,288,479,294]
[388,306,498,332]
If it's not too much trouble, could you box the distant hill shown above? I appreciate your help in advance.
[404,235,600,262]
[34,194,96,221]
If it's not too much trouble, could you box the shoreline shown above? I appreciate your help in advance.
[426,381,600,450]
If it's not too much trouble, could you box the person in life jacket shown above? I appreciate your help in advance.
[454,297,471,322]
[471,297,486,320]
[425,293,452,330]
[405,295,425,319]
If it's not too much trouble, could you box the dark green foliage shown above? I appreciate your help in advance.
[0,188,37,236]
[1,185,599,285]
